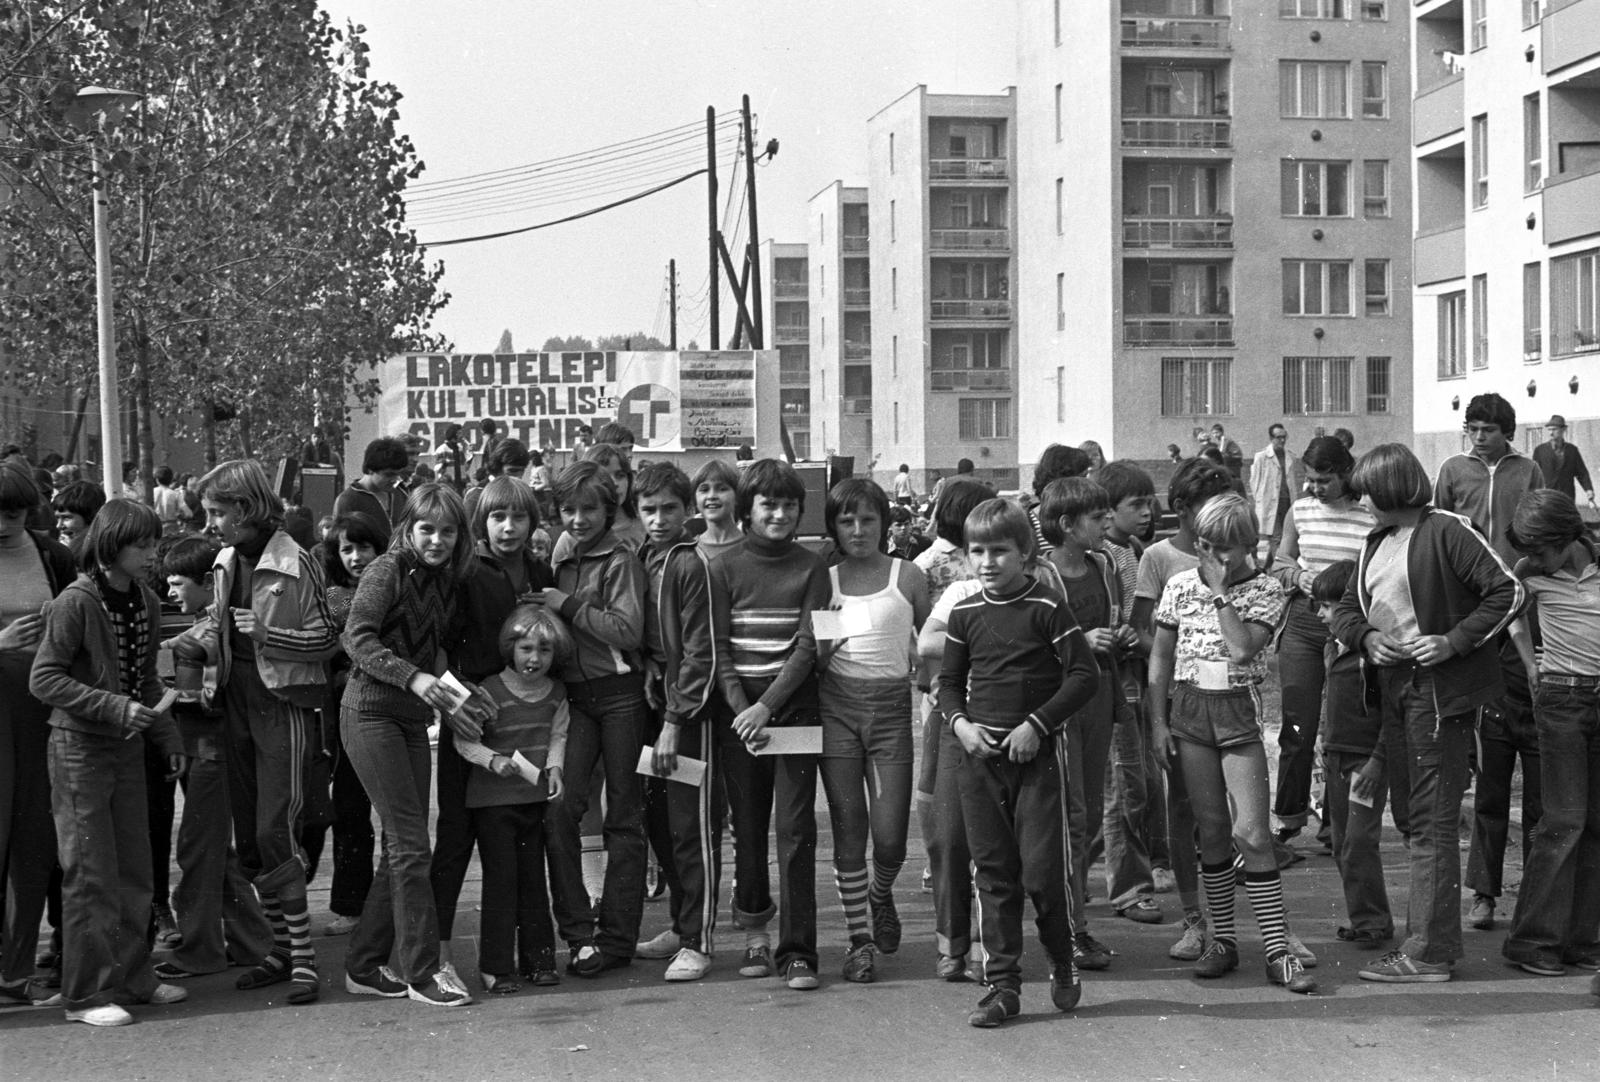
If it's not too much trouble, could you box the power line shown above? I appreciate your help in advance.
[407,163,714,228]
[407,144,715,217]
[417,168,707,249]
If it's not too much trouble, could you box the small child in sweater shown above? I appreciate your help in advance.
[454,605,570,993]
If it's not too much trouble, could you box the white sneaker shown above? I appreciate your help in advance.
[147,983,188,1005]
[636,928,679,960]
[436,963,469,997]
[664,948,712,982]
[1286,929,1318,968]
[66,1004,134,1026]
[324,914,359,937]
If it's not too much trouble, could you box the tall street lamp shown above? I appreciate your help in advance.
[68,85,141,485]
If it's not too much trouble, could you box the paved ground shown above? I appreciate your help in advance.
[5,676,1594,1082]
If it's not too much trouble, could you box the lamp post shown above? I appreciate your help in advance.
[69,85,141,485]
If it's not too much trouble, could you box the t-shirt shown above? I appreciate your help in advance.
[1134,538,1199,602]
[1061,564,1110,636]
[915,536,975,608]
[1522,555,1600,677]
[0,537,51,682]
[1154,568,1285,686]
[1365,526,1418,641]
[1102,537,1141,623]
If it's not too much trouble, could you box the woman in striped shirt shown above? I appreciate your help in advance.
[1270,436,1375,845]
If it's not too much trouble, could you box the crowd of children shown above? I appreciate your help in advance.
[3,389,1600,1031]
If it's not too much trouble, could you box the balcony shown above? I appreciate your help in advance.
[1120,117,1231,149]
[772,280,807,300]
[1414,225,1465,286]
[773,324,810,345]
[844,397,873,415]
[1122,217,1233,250]
[929,228,1011,252]
[931,299,1012,321]
[1413,76,1464,146]
[844,341,872,361]
[1120,16,1230,49]
[844,287,871,307]
[929,158,1009,180]
[779,363,810,387]
[1544,0,1600,74]
[842,234,869,253]
[931,368,1012,392]
[1123,316,1233,346]
[1544,168,1600,245]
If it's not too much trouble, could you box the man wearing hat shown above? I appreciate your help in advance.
[1532,414,1596,506]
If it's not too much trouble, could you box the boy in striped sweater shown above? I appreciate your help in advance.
[710,459,831,990]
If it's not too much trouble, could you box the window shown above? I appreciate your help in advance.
[843,365,871,398]
[1280,61,1350,119]
[1283,356,1355,414]
[1363,160,1390,217]
[1280,0,1347,17]
[1280,160,1350,216]
[1472,114,1489,207]
[1471,0,1487,50]
[1362,1,1387,19]
[1438,291,1467,376]
[1054,84,1063,142]
[1524,0,1543,28]
[1056,273,1066,331]
[1525,93,1543,193]
[1366,357,1391,413]
[1472,274,1489,369]
[1524,262,1542,360]
[1365,259,1391,316]
[1361,62,1388,118]
[1055,178,1064,235]
[1160,357,1233,416]
[1283,260,1353,315]
[958,398,1011,440]
[1551,248,1599,356]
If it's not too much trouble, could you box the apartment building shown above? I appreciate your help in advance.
[759,240,813,460]
[1411,0,1600,469]
[1017,0,1413,485]
[867,86,1020,491]
[806,182,874,469]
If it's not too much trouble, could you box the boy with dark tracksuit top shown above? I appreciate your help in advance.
[940,497,1100,1028]
[710,459,832,990]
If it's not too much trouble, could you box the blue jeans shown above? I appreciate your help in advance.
[342,706,439,985]
[168,757,274,974]
[1324,750,1393,936]
[1104,695,1156,910]
[1503,683,1600,966]
[1377,665,1475,965]
[1273,597,1329,833]
[1467,661,1542,899]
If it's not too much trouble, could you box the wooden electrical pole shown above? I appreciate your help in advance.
[668,259,678,350]
[706,106,720,351]
[742,94,765,349]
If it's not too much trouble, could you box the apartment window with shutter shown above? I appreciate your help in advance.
[1283,356,1354,414]
[1366,357,1391,413]
[1280,160,1350,216]
[1438,291,1467,376]
[1524,262,1542,361]
[1365,259,1391,316]
[1525,93,1543,193]
[1472,114,1489,207]
[1551,248,1600,357]
[1363,160,1390,217]
[1280,61,1351,118]
[1472,274,1489,368]
[1283,260,1353,315]
[1160,357,1233,416]
[1361,62,1388,118]
[958,399,1011,440]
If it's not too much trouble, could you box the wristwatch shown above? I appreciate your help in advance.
[1212,595,1231,611]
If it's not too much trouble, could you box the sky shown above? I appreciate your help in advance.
[318,0,1016,353]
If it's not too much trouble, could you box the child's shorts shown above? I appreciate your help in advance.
[1169,684,1263,750]
[820,672,914,764]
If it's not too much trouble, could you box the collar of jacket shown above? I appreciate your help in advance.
[552,529,622,574]
[220,528,303,579]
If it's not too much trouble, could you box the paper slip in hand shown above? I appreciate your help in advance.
[510,750,542,787]
[635,745,706,786]
[812,606,873,641]
[1196,659,1231,691]
[1349,787,1375,808]
[437,671,474,712]
[752,726,823,756]
[155,687,180,715]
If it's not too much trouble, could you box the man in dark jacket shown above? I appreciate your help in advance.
[1532,414,1596,506]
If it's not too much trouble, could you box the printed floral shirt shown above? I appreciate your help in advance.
[1154,568,1285,687]
[915,537,976,609]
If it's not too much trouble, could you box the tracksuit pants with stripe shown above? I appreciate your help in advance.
[957,730,1075,993]
[221,662,312,900]
[664,698,736,953]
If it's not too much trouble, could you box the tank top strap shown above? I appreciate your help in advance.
[828,562,843,601]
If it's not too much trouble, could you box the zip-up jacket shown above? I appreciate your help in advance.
[450,542,555,682]
[1330,507,1523,718]
[1434,448,1544,566]
[551,529,646,683]
[29,574,182,755]
[210,528,337,707]
[648,538,719,725]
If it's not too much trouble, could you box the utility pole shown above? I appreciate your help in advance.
[742,94,765,349]
[668,259,678,350]
[706,106,720,351]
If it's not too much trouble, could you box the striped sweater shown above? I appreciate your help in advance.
[343,551,460,723]
[710,534,830,714]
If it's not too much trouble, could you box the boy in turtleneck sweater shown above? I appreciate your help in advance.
[709,459,831,991]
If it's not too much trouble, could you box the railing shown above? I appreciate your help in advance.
[844,287,871,306]
[931,299,1012,321]
[929,158,1009,180]
[844,397,873,415]
[773,325,810,344]
[772,281,807,299]
[844,342,872,361]
[1123,316,1233,345]
[1120,16,1230,48]
[929,228,1010,250]
[931,368,1012,392]
[779,364,810,386]
[1120,116,1231,148]
[842,234,870,252]
[1122,216,1233,249]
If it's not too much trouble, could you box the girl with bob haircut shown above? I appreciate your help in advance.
[693,456,741,497]
[340,481,479,1007]
[736,458,808,528]
[199,458,285,533]
[554,461,618,530]
[1350,442,1433,513]
[825,478,892,553]
[321,512,391,593]
[1149,493,1314,994]
[471,475,543,547]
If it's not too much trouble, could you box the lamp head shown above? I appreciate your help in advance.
[68,86,142,130]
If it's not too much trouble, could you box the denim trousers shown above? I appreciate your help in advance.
[430,732,477,939]
[222,662,312,899]
[329,717,375,920]
[168,757,274,974]
[1466,665,1542,899]
[2,687,57,986]
[1503,683,1600,965]
[1274,597,1329,833]
[1066,677,1114,930]
[1377,665,1474,965]
[342,705,440,985]
[922,711,976,957]
[1323,750,1394,936]
[472,801,555,976]
[1104,695,1156,910]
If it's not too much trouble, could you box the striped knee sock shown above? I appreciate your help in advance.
[867,857,903,907]
[280,896,316,977]
[261,893,290,957]
[1244,870,1289,961]
[835,866,871,942]
[1200,861,1237,946]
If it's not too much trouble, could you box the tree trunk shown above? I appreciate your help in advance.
[64,388,89,462]
[238,407,254,458]
[203,398,218,469]
[134,320,156,502]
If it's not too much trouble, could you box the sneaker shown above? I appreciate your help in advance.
[1073,932,1112,971]
[871,893,902,954]
[1517,958,1567,977]
[739,943,773,978]
[1117,897,1164,925]
[1152,867,1177,894]
[783,960,820,990]
[324,914,359,937]
[1169,912,1207,961]
[1286,929,1318,968]
[967,986,1020,1028]
[636,928,679,960]
[407,972,473,1007]
[1564,950,1600,971]
[664,948,712,982]
[1194,939,1239,979]
[151,961,200,981]
[1050,963,1082,1011]
[0,981,37,1008]
[936,954,970,982]
[843,941,877,984]
[1266,953,1317,994]
[152,904,182,949]
[481,972,522,994]
[1359,949,1452,983]
[1336,925,1394,947]
[146,982,188,1006]
[1469,894,1496,930]
[66,1004,134,1027]
[567,944,603,977]
[345,967,408,998]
